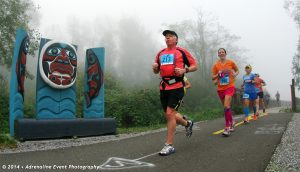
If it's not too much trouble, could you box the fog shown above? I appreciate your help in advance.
[28,0,299,100]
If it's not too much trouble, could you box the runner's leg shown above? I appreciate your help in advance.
[243,99,250,121]
[175,113,188,126]
[260,94,266,112]
[224,95,233,128]
[255,98,259,115]
[253,93,258,113]
[218,90,227,127]
[261,99,265,112]
[165,107,177,145]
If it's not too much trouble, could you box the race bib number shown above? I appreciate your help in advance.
[243,93,250,99]
[160,54,174,65]
[255,88,260,93]
[220,76,229,85]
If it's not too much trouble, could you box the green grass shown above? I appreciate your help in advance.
[295,106,300,113]
[280,107,293,113]
[0,134,17,149]
[185,108,224,122]
[118,108,225,134]
[118,124,166,134]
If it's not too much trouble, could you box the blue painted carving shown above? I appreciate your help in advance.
[84,48,105,118]
[36,38,78,119]
[9,28,29,136]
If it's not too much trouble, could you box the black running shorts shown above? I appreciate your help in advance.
[160,87,184,112]
[257,92,264,99]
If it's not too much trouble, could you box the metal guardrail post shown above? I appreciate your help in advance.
[291,79,296,112]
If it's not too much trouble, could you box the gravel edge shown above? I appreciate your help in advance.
[265,113,300,172]
[0,127,168,154]
[0,121,205,154]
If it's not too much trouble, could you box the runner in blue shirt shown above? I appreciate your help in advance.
[241,65,258,123]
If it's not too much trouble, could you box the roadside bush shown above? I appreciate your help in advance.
[0,76,9,134]
[106,87,165,127]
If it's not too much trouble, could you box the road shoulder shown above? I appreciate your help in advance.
[265,113,300,172]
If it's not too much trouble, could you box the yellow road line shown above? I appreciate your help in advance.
[212,112,268,135]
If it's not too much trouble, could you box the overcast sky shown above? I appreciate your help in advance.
[34,0,298,101]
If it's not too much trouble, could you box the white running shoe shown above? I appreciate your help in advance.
[222,128,230,137]
[159,144,176,156]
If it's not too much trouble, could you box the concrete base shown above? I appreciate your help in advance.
[15,118,116,140]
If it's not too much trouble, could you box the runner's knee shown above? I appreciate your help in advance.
[165,108,176,120]
[224,105,231,109]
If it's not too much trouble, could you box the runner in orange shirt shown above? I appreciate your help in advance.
[212,48,239,136]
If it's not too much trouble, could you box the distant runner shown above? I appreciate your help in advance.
[182,76,191,121]
[152,30,198,156]
[276,91,280,106]
[264,92,270,107]
[184,76,191,94]
[254,73,266,113]
[242,65,259,123]
[212,48,239,137]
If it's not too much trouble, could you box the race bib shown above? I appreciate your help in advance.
[220,76,229,85]
[255,88,260,93]
[243,93,250,99]
[160,54,174,65]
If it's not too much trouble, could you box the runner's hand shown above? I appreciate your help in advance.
[175,68,186,76]
[232,71,237,78]
[152,63,159,71]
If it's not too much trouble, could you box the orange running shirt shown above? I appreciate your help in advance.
[212,59,238,91]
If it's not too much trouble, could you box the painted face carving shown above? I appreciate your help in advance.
[16,36,29,99]
[84,49,103,107]
[39,41,77,89]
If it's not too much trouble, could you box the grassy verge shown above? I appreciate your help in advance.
[118,108,225,134]
[295,106,300,113]
[118,124,166,134]
[0,134,17,149]
[280,107,293,113]
[186,108,224,121]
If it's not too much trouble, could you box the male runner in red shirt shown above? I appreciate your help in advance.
[152,30,198,156]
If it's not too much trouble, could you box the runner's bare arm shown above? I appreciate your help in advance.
[232,62,239,77]
[182,48,198,73]
[252,77,258,84]
[175,63,198,76]
[211,64,218,80]
[152,63,159,74]
[232,70,239,78]
[212,74,218,80]
[186,63,198,73]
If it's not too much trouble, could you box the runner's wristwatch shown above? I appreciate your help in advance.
[185,68,189,73]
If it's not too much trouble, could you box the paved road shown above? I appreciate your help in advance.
[0,112,292,172]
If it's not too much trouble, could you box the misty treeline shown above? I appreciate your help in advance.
[0,1,248,132]
[166,10,248,109]
[285,0,300,89]
[0,0,40,70]
[66,10,248,114]
[0,0,39,134]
